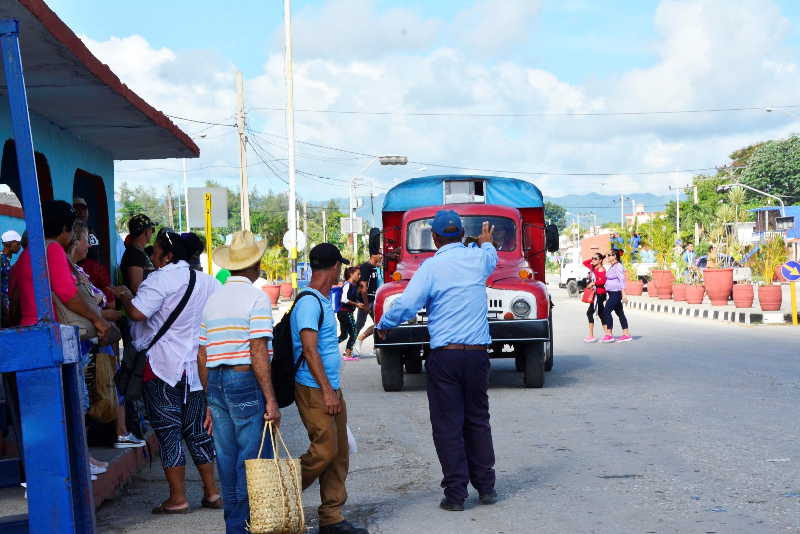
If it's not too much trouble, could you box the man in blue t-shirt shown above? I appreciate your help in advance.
[291,243,368,534]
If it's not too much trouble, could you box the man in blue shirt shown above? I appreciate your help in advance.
[291,243,368,534]
[376,210,499,511]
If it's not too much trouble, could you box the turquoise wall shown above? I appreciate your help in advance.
[0,103,115,265]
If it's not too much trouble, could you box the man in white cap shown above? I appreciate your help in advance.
[1,229,21,325]
[197,230,280,534]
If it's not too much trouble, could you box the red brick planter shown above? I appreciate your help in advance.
[685,285,705,304]
[758,284,783,311]
[732,283,754,308]
[672,283,687,302]
[703,268,733,306]
[651,270,674,300]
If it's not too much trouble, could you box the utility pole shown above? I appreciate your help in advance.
[620,193,625,228]
[693,184,700,246]
[350,178,358,260]
[675,187,680,237]
[236,71,250,231]
[284,0,298,292]
[182,159,189,231]
[166,184,174,228]
[321,208,327,242]
[302,201,308,261]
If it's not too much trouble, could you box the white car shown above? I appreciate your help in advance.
[558,247,591,297]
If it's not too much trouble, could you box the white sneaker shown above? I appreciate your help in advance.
[115,433,146,449]
[90,463,106,476]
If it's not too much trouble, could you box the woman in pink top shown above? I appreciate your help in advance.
[600,249,632,343]
[9,200,109,337]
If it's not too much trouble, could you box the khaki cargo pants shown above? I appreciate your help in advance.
[295,383,349,527]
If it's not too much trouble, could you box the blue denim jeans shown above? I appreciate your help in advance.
[207,367,272,534]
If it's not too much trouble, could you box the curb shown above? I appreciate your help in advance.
[623,298,793,325]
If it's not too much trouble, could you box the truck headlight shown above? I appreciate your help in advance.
[511,298,531,318]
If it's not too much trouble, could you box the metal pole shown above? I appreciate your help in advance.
[176,183,182,231]
[284,0,298,293]
[620,193,624,228]
[351,179,358,260]
[791,281,798,327]
[182,159,189,231]
[675,188,680,237]
[693,185,699,246]
[236,71,250,231]
[166,184,174,228]
[205,193,213,274]
[303,201,308,261]
[322,208,327,242]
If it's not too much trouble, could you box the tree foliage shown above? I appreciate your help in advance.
[740,135,800,205]
[544,201,567,230]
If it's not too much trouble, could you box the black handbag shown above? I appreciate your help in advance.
[115,269,196,401]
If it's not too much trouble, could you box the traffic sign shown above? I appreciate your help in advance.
[187,187,228,228]
[282,229,307,251]
[782,261,800,281]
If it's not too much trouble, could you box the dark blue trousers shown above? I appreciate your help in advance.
[426,348,496,503]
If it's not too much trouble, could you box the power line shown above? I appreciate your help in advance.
[249,104,800,118]
[165,114,237,127]
[248,128,718,177]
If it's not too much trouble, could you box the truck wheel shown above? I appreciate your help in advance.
[522,342,545,388]
[514,355,524,372]
[404,355,423,374]
[380,349,404,392]
[566,279,578,297]
[544,318,554,372]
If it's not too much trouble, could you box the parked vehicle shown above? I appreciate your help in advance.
[373,175,559,391]
[559,247,589,297]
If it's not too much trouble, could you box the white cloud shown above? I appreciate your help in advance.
[79,0,800,204]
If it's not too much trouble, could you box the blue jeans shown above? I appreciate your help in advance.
[207,367,272,534]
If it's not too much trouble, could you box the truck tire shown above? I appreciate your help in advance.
[522,342,545,388]
[566,279,578,297]
[380,349,404,392]
[544,317,554,372]
[404,355,423,374]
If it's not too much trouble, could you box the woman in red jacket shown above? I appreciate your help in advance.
[583,253,607,343]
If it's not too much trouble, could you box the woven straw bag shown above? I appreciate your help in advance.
[246,421,305,534]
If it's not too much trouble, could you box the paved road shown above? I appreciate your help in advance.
[96,288,800,533]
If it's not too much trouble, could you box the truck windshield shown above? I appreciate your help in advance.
[406,216,517,252]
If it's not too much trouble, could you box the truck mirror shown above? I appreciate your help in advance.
[368,228,381,256]
[545,224,559,253]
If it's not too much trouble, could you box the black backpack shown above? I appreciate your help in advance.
[271,291,324,408]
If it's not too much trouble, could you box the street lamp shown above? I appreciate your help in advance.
[717,183,785,216]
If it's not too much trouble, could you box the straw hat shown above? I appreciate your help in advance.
[213,230,268,271]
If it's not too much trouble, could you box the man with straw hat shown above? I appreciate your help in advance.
[198,230,281,534]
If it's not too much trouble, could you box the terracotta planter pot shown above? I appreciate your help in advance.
[651,270,674,300]
[262,284,281,307]
[758,284,783,311]
[279,281,293,298]
[703,268,734,306]
[625,280,644,296]
[732,283,754,309]
[672,283,687,302]
[685,285,705,305]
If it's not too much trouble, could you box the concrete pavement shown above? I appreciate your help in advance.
[94,288,800,533]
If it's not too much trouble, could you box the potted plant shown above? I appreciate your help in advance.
[755,235,787,312]
[621,235,643,296]
[702,206,735,306]
[685,266,706,304]
[647,219,675,299]
[260,246,288,306]
[671,255,688,302]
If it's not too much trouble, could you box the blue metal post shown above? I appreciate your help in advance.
[0,19,95,534]
[0,19,52,323]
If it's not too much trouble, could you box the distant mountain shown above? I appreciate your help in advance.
[314,192,671,227]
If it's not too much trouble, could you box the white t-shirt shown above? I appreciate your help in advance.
[131,261,220,390]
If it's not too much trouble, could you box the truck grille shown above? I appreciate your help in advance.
[488,298,503,309]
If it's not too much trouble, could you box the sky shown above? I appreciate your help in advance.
[45,0,800,204]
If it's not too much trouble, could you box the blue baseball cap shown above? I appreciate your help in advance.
[431,210,464,237]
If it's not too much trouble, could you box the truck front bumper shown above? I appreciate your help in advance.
[375,318,549,348]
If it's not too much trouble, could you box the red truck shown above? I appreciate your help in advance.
[373,175,559,391]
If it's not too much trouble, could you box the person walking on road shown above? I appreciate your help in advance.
[198,230,281,534]
[292,243,369,534]
[353,253,382,355]
[112,231,222,514]
[583,253,607,343]
[337,266,362,361]
[376,210,499,512]
[600,249,632,343]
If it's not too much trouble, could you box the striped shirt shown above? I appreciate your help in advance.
[199,276,273,367]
